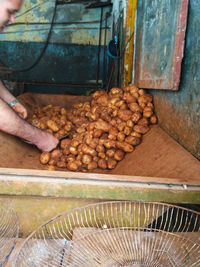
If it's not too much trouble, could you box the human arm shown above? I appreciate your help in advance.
[0,80,27,119]
[0,97,59,151]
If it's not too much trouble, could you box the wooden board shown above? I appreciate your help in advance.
[0,93,199,185]
[134,0,189,90]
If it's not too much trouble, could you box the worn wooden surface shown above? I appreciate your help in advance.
[0,93,199,185]
[123,0,137,87]
[150,0,200,160]
[134,0,189,90]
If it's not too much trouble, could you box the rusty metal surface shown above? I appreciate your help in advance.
[134,0,189,90]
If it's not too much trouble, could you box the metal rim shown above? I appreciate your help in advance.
[0,199,19,265]
[15,201,200,267]
[17,201,200,243]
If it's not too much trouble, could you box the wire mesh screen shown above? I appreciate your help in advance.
[68,228,199,267]
[15,201,200,267]
[0,200,19,266]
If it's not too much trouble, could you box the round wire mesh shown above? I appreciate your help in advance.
[0,200,19,266]
[15,201,200,267]
[68,228,200,267]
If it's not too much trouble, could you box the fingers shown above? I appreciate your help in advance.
[21,109,28,119]
[12,103,28,119]
[18,110,27,119]
[36,133,59,152]
[19,112,26,119]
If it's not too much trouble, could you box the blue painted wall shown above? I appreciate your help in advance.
[150,0,200,159]
[0,1,112,92]
[0,42,105,83]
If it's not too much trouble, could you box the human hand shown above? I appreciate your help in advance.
[35,132,59,152]
[12,102,28,119]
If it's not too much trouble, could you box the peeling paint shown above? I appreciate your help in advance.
[123,0,137,87]
[134,0,188,90]
[0,196,102,237]
[0,178,199,204]
[0,1,112,85]
[0,1,111,45]
[151,0,200,159]
[0,42,108,84]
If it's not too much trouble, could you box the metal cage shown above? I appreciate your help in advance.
[15,201,200,266]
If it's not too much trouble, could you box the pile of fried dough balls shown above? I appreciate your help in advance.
[29,84,157,172]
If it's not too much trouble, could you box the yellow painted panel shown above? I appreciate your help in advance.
[123,0,137,87]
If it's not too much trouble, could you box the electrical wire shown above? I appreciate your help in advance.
[106,61,114,92]
[113,8,135,60]
[106,9,135,91]
[121,30,135,56]
[0,0,58,74]
[107,7,136,90]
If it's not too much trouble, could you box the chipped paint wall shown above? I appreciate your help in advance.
[0,1,109,44]
[112,0,127,22]
[150,0,200,159]
[0,0,112,91]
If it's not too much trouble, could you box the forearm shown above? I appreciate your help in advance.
[0,98,59,151]
[0,80,16,104]
[0,97,42,143]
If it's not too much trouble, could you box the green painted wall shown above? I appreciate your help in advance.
[0,196,104,237]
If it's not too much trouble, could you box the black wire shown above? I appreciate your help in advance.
[119,30,135,59]
[106,61,114,93]
[105,10,135,91]
[114,13,135,60]
[0,0,58,73]
[107,8,135,61]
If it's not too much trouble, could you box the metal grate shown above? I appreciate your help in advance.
[15,201,200,266]
[0,200,19,267]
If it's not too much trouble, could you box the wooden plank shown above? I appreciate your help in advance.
[0,177,200,203]
[134,0,189,90]
[0,166,199,186]
[110,125,200,184]
[123,0,137,86]
[0,129,199,185]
